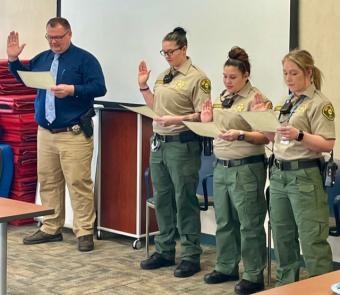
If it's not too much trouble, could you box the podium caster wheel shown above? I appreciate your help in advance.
[132,239,142,250]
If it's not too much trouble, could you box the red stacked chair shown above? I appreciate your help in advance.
[0,59,38,225]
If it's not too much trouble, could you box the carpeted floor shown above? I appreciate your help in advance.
[6,224,296,295]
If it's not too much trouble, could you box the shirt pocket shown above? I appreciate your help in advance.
[60,66,83,85]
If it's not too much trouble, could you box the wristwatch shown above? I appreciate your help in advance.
[237,130,245,141]
[296,130,304,141]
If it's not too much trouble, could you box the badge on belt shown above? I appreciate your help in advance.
[71,124,82,135]
[151,134,160,152]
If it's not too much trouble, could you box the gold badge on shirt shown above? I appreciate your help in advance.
[213,102,222,109]
[322,103,335,121]
[232,103,245,112]
[200,79,211,94]
[296,105,306,113]
[174,80,185,90]
[274,105,282,112]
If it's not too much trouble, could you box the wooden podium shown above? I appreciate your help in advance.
[96,104,158,248]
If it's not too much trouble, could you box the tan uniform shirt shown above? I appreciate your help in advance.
[274,84,336,160]
[213,81,267,160]
[152,57,211,135]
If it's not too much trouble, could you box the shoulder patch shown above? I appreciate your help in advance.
[322,103,335,121]
[274,105,282,112]
[200,79,211,94]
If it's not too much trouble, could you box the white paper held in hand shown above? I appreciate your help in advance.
[120,104,157,119]
[239,110,280,133]
[17,71,56,90]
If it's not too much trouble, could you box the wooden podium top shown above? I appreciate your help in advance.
[257,270,340,295]
[0,198,54,223]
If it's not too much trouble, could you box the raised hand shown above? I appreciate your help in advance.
[201,99,213,122]
[250,93,270,111]
[138,60,151,88]
[7,31,26,61]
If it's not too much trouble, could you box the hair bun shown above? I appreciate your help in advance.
[173,27,186,36]
[228,46,248,63]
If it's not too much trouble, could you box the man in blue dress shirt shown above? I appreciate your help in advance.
[7,17,106,252]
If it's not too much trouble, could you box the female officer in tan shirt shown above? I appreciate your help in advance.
[137,27,211,278]
[255,49,335,286]
[201,47,270,295]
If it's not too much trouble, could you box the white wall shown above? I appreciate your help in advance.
[300,0,340,263]
[299,0,340,157]
[61,0,290,104]
[0,0,56,59]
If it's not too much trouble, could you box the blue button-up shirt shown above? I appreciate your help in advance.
[9,43,107,129]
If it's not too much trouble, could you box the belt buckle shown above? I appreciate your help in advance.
[71,124,81,135]
[223,160,231,168]
[159,135,166,142]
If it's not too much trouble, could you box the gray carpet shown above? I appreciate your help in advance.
[6,224,286,295]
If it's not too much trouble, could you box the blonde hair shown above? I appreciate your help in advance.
[282,49,323,90]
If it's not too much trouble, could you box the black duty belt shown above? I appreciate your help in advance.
[217,154,265,168]
[274,158,320,171]
[155,131,199,143]
[47,124,82,135]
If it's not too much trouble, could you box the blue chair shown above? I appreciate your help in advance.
[327,159,340,237]
[0,144,14,198]
[144,168,157,257]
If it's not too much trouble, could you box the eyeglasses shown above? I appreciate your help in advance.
[160,47,182,57]
[45,31,69,42]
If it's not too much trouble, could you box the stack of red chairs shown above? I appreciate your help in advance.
[0,59,38,225]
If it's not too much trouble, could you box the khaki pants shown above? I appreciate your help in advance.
[38,127,95,237]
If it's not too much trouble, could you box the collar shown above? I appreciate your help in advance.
[237,81,252,98]
[48,43,74,59]
[223,80,252,99]
[173,57,192,75]
[300,83,316,99]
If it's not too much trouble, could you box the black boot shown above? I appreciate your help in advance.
[140,252,175,270]
[174,260,200,278]
[204,270,239,284]
[234,279,265,295]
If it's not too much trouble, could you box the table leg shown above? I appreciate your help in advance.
[0,222,7,295]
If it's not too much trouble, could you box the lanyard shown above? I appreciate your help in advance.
[279,95,306,123]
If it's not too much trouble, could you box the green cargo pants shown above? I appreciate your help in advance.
[213,160,267,283]
[150,139,202,263]
[270,165,333,286]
